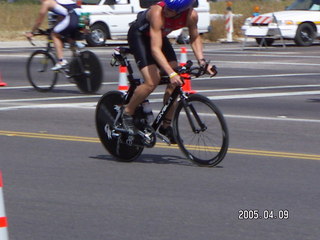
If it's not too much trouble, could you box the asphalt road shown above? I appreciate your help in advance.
[0,41,320,240]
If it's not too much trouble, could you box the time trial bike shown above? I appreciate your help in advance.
[95,47,229,167]
[26,28,103,93]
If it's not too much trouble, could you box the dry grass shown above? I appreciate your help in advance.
[1,0,293,41]
[0,2,44,41]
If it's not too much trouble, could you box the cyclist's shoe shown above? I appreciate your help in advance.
[51,60,68,71]
[122,111,136,134]
[159,125,177,144]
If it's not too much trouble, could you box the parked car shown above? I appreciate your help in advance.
[241,0,320,46]
[80,0,211,46]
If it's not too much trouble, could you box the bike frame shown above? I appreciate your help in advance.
[33,29,85,79]
[113,48,203,135]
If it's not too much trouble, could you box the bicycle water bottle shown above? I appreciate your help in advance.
[142,99,154,125]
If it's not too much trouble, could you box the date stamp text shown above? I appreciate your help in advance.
[238,209,289,220]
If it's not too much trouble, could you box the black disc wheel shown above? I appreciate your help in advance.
[173,94,229,167]
[95,91,144,162]
[26,50,58,92]
[69,50,103,93]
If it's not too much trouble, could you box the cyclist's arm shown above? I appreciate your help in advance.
[29,0,53,34]
[188,10,216,76]
[148,6,183,86]
[187,10,204,61]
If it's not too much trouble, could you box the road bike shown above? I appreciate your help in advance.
[26,28,103,93]
[95,47,229,167]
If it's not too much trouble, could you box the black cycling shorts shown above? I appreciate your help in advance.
[127,23,177,70]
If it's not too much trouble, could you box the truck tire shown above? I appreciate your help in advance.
[294,23,315,46]
[86,23,108,47]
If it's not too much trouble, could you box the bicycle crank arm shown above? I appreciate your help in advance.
[114,127,134,135]
[156,132,171,145]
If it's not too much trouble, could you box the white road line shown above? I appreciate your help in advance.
[224,114,320,123]
[0,95,100,103]
[207,73,320,80]
[1,84,320,104]
[0,103,96,111]
[0,81,116,90]
[207,90,320,100]
[205,52,320,58]
[214,60,320,66]
[1,102,319,124]
[1,73,319,91]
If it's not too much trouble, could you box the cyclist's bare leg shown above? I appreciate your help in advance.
[162,60,179,128]
[51,32,64,62]
[162,84,177,127]
[124,64,161,115]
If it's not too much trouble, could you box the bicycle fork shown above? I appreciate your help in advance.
[180,97,207,134]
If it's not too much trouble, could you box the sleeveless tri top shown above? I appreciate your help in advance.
[135,1,189,37]
[51,0,78,16]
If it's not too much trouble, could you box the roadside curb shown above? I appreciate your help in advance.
[0,41,45,49]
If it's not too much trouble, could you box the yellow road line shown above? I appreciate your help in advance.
[1,130,320,161]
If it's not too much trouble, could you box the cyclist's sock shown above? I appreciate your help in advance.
[122,111,136,134]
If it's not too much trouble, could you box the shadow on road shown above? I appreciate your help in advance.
[90,154,224,168]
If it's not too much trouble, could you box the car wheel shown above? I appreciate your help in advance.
[294,23,315,46]
[86,23,107,47]
[255,38,274,46]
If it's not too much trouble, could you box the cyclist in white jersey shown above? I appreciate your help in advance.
[26,0,80,70]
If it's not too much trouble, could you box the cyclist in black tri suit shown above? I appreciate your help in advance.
[25,0,80,70]
[122,0,216,143]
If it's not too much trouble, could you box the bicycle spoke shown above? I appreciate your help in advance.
[26,50,58,92]
[174,94,228,166]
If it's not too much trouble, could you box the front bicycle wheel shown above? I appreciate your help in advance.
[70,50,103,93]
[26,50,58,92]
[95,91,144,162]
[173,94,229,167]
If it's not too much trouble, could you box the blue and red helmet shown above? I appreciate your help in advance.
[164,0,195,13]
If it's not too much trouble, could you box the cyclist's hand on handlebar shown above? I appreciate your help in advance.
[198,59,217,77]
[25,31,34,39]
[170,73,184,86]
[25,32,36,46]
[207,64,218,77]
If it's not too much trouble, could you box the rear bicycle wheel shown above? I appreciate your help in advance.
[26,50,58,92]
[95,91,143,161]
[173,94,229,167]
[70,50,103,93]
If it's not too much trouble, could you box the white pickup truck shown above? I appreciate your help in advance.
[241,0,320,46]
[80,0,211,46]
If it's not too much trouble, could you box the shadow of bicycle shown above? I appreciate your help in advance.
[90,154,196,167]
[91,154,224,168]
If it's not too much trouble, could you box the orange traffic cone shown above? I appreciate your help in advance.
[179,47,195,94]
[0,171,9,240]
[118,66,128,92]
[0,72,7,87]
